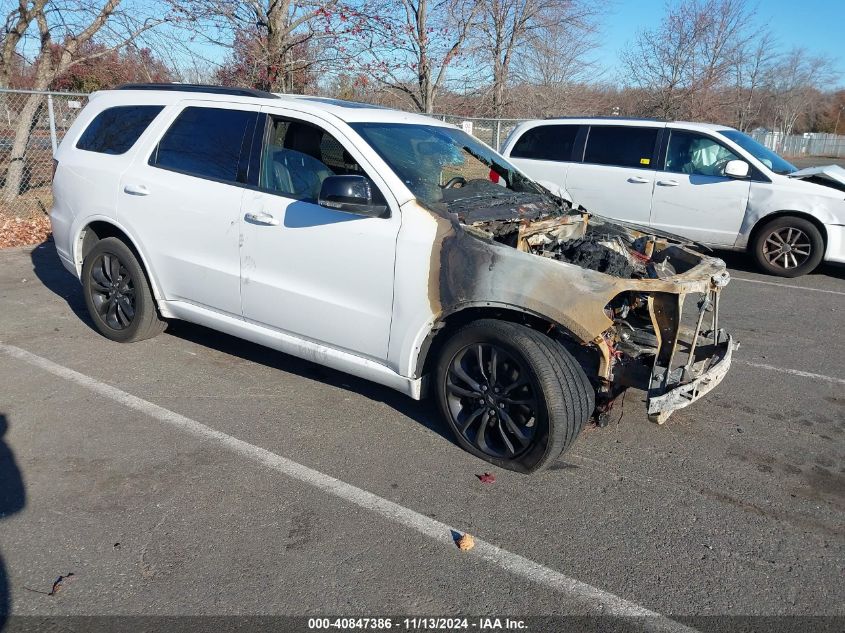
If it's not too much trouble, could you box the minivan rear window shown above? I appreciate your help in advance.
[583,126,659,169]
[510,124,578,161]
[150,106,258,183]
[76,105,163,155]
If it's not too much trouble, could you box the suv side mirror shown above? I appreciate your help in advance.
[724,159,750,179]
[318,175,388,217]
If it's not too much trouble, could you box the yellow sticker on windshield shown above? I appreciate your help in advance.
[640,158,650,165]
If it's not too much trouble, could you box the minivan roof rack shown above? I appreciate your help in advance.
[115,83,280,99]
[543,115,663,122]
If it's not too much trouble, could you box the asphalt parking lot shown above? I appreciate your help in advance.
[0,241,843,632]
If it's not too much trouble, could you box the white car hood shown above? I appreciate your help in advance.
[787,164,845,187]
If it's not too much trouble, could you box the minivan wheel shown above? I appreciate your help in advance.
[751,216,824,278]
[434,319,594,474]
[82,237,165,343]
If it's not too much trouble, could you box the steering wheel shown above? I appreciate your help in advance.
[442,176,466,189]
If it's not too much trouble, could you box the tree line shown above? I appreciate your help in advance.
[1,0,843,198]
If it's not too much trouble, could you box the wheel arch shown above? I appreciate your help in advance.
[748,210,828,254]
[415,303,600,385]
[75,219,166,305]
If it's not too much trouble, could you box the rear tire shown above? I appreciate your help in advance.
[82,237,165,343]
[434,319,594,474]
[751,216,824,278]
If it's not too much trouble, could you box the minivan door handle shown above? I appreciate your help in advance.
[657,179,679,187]
[245,211,280,226]
[123,183,150,196]
[627,176,651,184]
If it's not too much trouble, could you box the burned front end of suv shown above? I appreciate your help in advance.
[426,181,736,424]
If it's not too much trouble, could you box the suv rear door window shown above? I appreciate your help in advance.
[583,126,659,169]
[150,106,258,183]
[510,125,578,161]
[76,105,163,155]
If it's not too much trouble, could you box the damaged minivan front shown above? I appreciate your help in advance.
[355,121,737,433]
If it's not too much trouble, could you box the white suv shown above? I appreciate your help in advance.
[501,118,845,277]
[51,84,736,473]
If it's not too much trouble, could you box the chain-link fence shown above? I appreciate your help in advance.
[2,87,843,225]
[0,88,88,220]
[434,115,527,151]
[749,129,845,158]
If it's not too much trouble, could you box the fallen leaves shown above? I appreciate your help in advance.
[49,572,75,596]
[456,533,475,551]
[477,472,496,484]
[0,214,52,248]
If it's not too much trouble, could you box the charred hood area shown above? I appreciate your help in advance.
[444,181,695,280]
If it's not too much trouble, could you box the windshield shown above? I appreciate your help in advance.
[719,129,796,175]
[349,122,548,210]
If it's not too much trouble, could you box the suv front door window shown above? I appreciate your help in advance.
[650,129,751,245]
[239,113,399,360]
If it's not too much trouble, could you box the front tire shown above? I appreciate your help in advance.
[751,216,824,278]
[82,237,165,343]
[434,319,594,473]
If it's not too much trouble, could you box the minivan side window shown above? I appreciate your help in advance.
[76,105,163,155]
[583,126,659,169]
[510,125,578,161]
[665,130,740,177]
[150,107,258,183]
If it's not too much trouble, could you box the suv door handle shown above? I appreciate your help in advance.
[245,211,279,226]
[657,179,679,187]
[627,176,650,184]
[123,183,149,196]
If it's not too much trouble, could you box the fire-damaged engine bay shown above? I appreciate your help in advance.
[440,178,735,424]
[442,178,695,280]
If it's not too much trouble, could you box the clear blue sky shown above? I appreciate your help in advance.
[595,0,845,86]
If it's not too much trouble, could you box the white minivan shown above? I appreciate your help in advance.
[501,118,845,277]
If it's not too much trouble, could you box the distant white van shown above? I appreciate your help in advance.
[501,118,845,277]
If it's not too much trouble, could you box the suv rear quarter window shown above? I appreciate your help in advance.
[150,106,258,183]
[510,124,578,161]
[583,126,659,169]
[76,105,163,155]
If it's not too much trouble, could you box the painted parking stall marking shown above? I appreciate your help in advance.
[0,342,696,633]
[731,276,845,297]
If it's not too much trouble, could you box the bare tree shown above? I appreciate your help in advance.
[1,0,49,88]
[476,0,596,117]
[353,0,480,113]
[510,16,598,116]
[621,0,759,120]
[765,47,837,139]
[176,0,350,92]
[1,0,172,201]
[727,30,775,130]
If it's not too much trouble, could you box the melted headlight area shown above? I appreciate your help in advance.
[592,285,733,425]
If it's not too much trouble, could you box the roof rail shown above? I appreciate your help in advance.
[115,83,279,99]
[543,115,663,122]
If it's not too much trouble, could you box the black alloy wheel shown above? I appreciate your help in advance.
[435,319,594,473]
[444,342,539,460]
[89,252,136,330]
[82,237,166,343]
